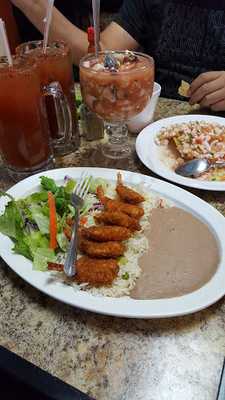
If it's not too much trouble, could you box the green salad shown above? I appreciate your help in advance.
[0,175,108,271]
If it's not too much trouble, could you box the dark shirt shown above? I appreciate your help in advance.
[115,0,225,99]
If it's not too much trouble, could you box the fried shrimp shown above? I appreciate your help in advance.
[76,256,119,285]
[81,226,132,241]
[95,211,141,231]
[48,258,119,286]
[116,172,145,204]
[96,185,144,219]
[106,200,144,219]
[96,185,109,205]
[79,237,125,258]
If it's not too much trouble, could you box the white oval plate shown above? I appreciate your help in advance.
[136,114,225,191]
[0,167,225,319]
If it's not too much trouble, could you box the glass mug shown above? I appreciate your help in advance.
[16,40,80,156]
[0,57,70,180]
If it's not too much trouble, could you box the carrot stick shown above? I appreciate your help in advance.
[48,191,57,250]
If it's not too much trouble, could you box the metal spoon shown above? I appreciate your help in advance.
[175,159,225,178]
[92,0,100,57]
[104,53,119,70]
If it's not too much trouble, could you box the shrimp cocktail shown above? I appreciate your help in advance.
[80,51,154,159]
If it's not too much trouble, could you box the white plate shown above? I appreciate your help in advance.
[0,167,225,319]
[136,114,225,191]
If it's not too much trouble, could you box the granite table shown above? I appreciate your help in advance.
[1,98,225,400]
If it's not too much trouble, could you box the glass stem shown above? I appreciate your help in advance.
[104,122,128,145]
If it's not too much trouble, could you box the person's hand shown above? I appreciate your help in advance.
[189,71,225,111]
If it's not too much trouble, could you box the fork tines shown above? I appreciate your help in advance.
[75,171,92,198]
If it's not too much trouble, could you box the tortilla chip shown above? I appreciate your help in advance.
[178,80,190,97]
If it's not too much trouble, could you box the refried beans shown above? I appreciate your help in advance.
[130,207,220,300]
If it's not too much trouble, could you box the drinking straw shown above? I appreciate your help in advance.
[0,18,13,66]
[43,0,55,54]
[92,0,101,57]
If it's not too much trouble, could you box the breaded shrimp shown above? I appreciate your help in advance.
[96,185,109,205]
[95,211,141,231]
[106,200,144,219]
[76,256,119,286]
[96,185,144,219]
[81,225,132,242]
[79,237,125,258]
[48,258,119,286]
[116,172,145,204]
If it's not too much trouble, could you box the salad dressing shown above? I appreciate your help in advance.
[131,207,219,299]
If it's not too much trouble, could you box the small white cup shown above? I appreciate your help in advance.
[127,82,161,133]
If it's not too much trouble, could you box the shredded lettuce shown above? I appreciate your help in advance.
[40,176,58,193]
[33,248,56,271]
[24,231,49,257]
[68,204,76,217]
[28,191,48,203]
[80,193,97,215]
[0,200,24,239]
[64,179,76,194]
[13,239,32,260]
[57,232,69,252]
[89,177,108,194]
[30,205,49,235]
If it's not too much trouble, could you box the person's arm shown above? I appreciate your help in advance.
[189,71,225,111]
[11,0,88,64]
[10,0,138,65]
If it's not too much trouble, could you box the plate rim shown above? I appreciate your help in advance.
[136,114,225,191]
[0,166,225,319]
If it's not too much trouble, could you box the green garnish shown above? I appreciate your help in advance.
[122,272,129,280]
[65,179,76,194]
[40,176,58,193]
[119,256,128,266]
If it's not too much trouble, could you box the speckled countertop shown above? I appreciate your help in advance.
[1,98,225,400]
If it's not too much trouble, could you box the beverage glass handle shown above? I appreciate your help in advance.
[44,81,73,143]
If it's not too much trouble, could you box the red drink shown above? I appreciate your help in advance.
[16,41,80,155]
[0,57,53,179]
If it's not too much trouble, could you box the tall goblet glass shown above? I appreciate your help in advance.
[80,51,155,159]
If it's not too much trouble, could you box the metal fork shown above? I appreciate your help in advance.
[64,171,92,277]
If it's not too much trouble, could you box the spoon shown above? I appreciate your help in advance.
[175,159,225,178]
[92,0,100,57]
[104,53,118,70]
